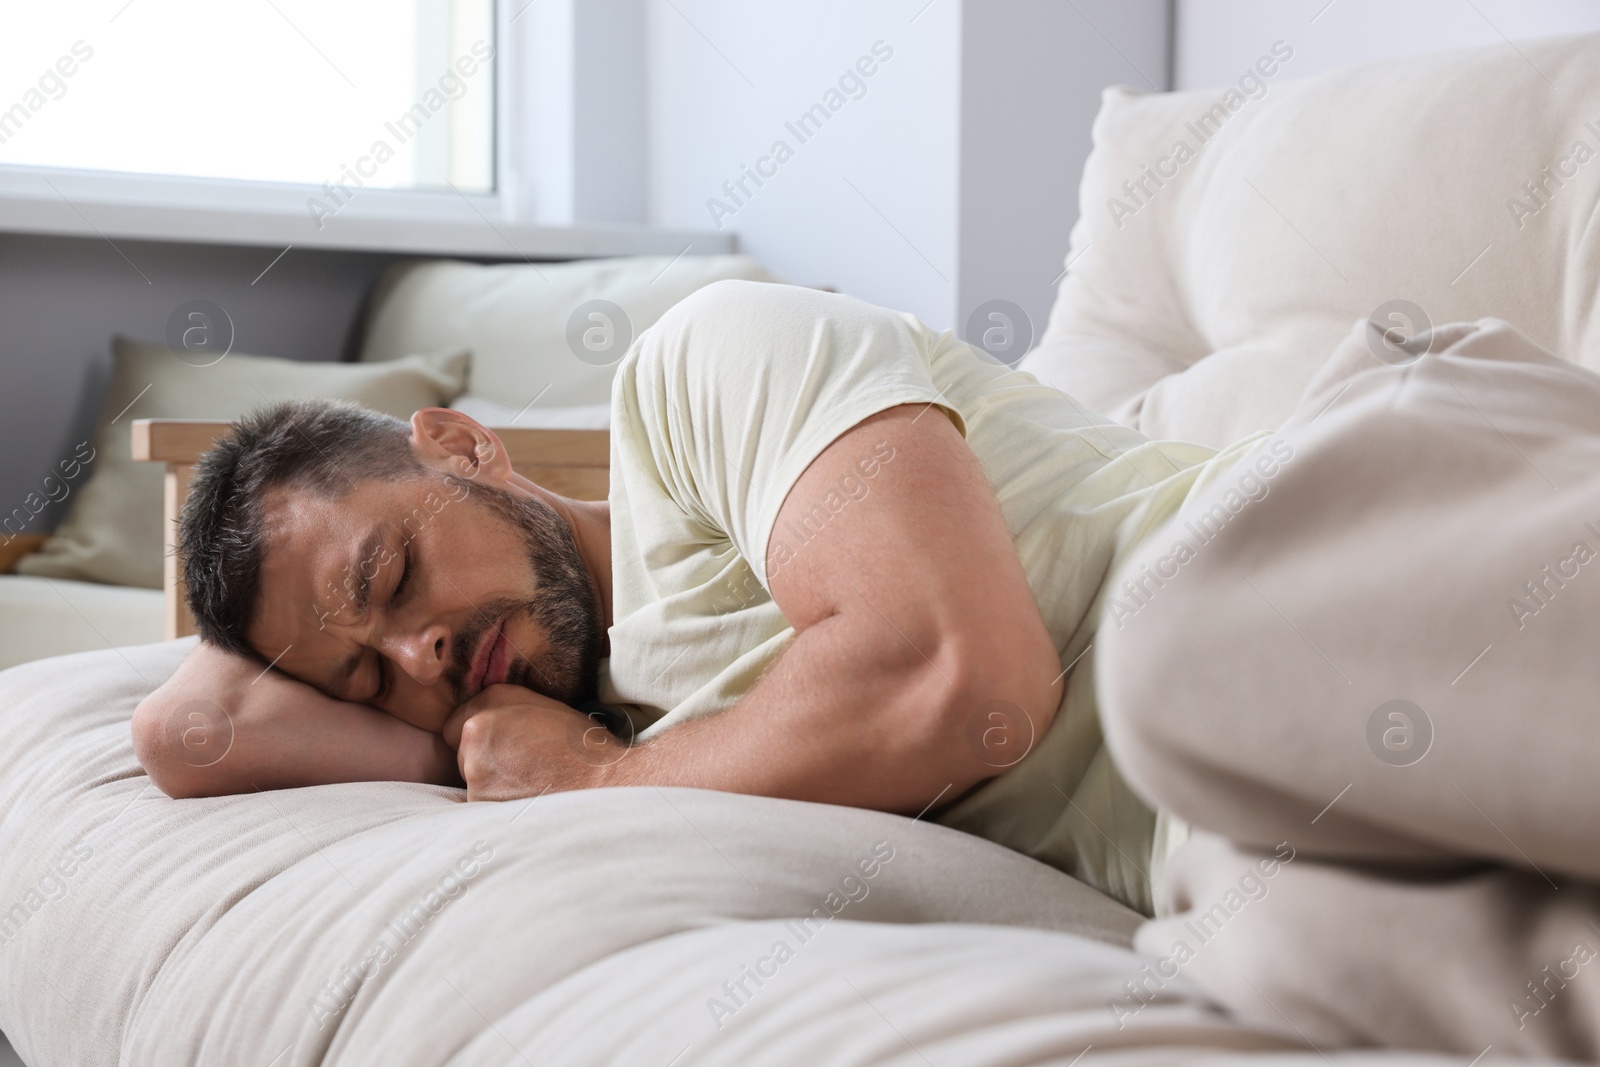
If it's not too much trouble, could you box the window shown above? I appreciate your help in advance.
[0,0,496,194]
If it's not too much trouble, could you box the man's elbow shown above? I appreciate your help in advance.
[130,696,229,800]
[937,635,1065,775]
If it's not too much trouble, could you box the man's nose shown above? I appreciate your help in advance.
[387,622,452,688]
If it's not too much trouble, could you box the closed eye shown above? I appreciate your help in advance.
[374,546,416,703]
[374,653,392,705]
[393,545,414,603]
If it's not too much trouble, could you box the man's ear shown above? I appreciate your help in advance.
[410,408,513,484]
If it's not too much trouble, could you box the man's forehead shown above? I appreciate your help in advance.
[248,488,386,666]
[260,478,376,530]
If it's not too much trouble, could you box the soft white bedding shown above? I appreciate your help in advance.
[0,575,162,672]
[1020,34,1600,448]
[0,640,1551,1065]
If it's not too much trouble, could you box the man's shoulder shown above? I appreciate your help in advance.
[618,278,774,390]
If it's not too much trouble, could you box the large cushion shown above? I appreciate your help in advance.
[17,339,468,590]
[0,639,1125,1065]
[1021,33,1600,447]
[359,254,778,410]
[0,641,1533,1064]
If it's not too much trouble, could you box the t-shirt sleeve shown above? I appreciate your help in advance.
[611,280,966,590]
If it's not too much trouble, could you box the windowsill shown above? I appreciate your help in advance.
[0,181,734,260]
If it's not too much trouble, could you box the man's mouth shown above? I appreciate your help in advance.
[467,617,511,698]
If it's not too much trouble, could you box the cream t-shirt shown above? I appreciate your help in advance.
[599,280,1259,915]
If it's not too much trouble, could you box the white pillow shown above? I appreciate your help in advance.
[1022,33,1600,446]
[18,339,468,590]
[359,254,779,409]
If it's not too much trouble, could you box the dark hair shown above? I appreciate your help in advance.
[179,398,422,656]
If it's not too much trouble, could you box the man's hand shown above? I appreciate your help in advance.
[443,684,625,801]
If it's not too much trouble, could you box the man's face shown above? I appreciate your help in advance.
[247,472,604,734]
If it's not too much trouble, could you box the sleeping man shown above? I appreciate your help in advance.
[132,279,1265,917]
[133,277,1600,1053]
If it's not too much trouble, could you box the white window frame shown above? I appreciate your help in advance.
[0,1,709,259]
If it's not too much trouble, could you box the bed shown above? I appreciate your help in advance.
[4,32,1599,1066]
[0,638,1491,1066]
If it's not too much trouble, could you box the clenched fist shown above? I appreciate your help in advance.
[442,684,628,801]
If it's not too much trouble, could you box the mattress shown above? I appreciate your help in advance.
[0,640,1537,1065]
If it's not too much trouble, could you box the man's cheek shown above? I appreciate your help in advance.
[382,684,458,737]
[504,617,550,687]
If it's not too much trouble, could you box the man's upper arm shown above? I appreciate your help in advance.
[763,403,1064,739]
[617,281,1062,758]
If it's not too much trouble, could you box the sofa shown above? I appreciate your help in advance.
[0,253,776,670]
[2,32,1597,1066]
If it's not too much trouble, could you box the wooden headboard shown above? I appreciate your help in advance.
[129,418,610,640]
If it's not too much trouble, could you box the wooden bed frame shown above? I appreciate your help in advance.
[125,418,610,640]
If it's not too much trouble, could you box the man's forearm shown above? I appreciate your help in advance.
[133,642,461,799]
[599,610,1059,816]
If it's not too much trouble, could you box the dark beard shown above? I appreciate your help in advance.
[443,476,604,707]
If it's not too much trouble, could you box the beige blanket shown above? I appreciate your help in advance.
[1100,317,1600,1061]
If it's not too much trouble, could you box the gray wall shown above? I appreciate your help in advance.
[958,0,1170,358]
[0,233,401,533]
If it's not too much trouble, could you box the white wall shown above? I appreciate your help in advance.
[645,0,962,328]
[1176,0,1600,89]
[644,0,1169,340]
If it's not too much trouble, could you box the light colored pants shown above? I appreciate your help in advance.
[1097,318,1600,1061]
